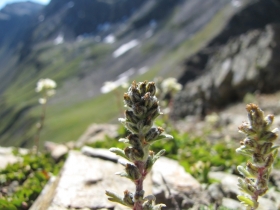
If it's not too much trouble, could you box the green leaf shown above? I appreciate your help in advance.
[153,149,166,163]
[109,147,129,160]
[237,195,257,208]
[0,199,17,210]
[237,178,255,196]
[156,134,173,141]
[105,190,127,206]
[237,165,255,178]
[272,147,279,159]
[148,134,173,144]
[236,148,253,156]
[119,138,129,143]
[115,171,131,180]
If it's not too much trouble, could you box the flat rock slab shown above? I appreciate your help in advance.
[152,157,201,194]
[49,150,152,209]
[152,157,204,208]
[33,149,204,209]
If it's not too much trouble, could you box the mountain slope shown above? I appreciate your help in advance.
[0,0,231,147]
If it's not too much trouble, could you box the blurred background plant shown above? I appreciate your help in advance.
[34,78,56,153]
[236,104,279,210]
[155,77,182,115]
[154,77,182,130]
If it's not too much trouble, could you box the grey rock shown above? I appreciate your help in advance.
[208,171,239,199]
[263,188,280,210]
[32,151,207,210]
[221,197,243,210]
[207,183,224,204]
[173,23,280,119]
[44,141,68,161]
[48,150,152,209]
[270,169,280,191]
[81,146,118,163]
[258,196,278,210]
[152,157,208,209]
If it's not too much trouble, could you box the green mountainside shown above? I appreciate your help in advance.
[0,0,232,148]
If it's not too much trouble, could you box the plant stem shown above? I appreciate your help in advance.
[133,161,147,210]
[34,98,46,154]
[250,166,267,209]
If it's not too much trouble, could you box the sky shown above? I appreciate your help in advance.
[0,0,50,10]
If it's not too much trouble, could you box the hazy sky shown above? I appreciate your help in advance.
[0,0,50,10]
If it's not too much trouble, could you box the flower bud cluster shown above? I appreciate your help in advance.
[236,103,279,210]
[106,81,173,210]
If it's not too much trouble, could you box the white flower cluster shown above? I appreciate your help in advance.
[35,78,56,104]
[161,77,182,95]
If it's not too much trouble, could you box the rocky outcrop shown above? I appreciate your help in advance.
[173,24,280,118]
[173,0,280,119]
[208,0,280,47]
[31,148,206,210]
[0,0,230,147]
[30,145,280,209]
[152,157,209,209]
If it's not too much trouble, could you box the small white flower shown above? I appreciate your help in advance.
[36,78,56,104]
[161,77,182,95]
[36,78,57,93]
[38,98,47,104]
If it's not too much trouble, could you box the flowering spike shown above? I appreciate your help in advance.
[107,81,173,209]
[35,78,56,154]
[236,103,279,209]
